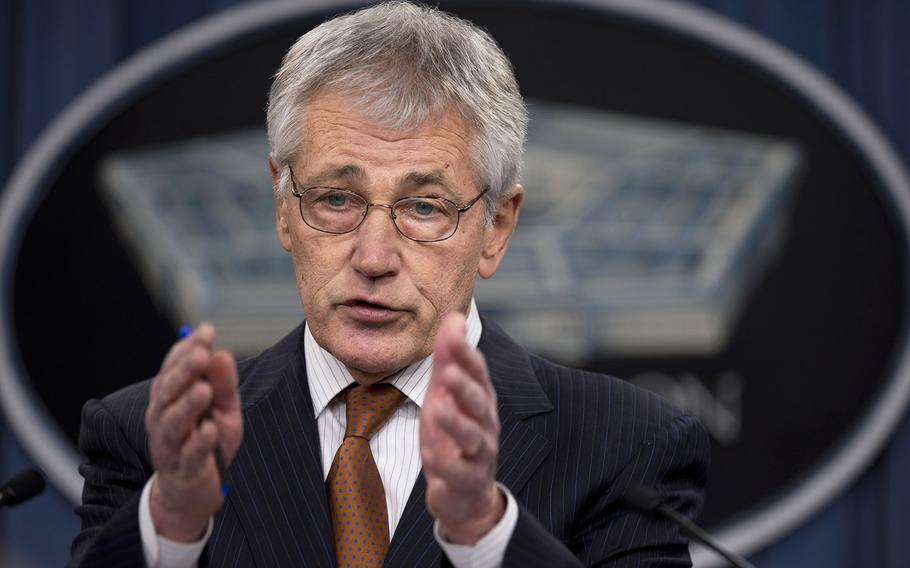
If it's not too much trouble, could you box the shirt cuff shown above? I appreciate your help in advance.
[434,483,519,568]
[139,473,213,568]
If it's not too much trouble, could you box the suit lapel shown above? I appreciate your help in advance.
[224,329,335,567]
[481,317,555,495]
[384,472,436,566]
[385,317,554,566]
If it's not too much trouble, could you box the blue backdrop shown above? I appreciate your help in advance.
[1,0,908,565]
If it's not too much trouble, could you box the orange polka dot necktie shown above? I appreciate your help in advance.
[327,383,406,567]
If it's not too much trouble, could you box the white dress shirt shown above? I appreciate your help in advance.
[139,299,518,567]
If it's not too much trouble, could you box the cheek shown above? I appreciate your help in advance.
[412,247,480,311]
[289,233,344,305]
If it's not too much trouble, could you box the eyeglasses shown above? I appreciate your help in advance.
[287,165,488,243]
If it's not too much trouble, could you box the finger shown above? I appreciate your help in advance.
[429,313,467,396]
[160,322,216,373]
[151,323,217,415]
[156,381,213,453]
[438,363,496,428]
[158,337,190,379]
[434,314,467,366]
[420,394,465,468]
[180,419,219,477]
[424,443,489,491]
[148,347,207,425]
[151,340,191,408]
[434,395,492,461]
[448,339,495,397]
[155,345,211,411]
[420,420,462,474]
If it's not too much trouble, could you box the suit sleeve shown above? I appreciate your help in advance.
[503,413,710,567]
[70,398,153,568]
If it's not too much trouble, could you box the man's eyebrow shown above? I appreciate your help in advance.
[402,170,453,193]
[302,164,365,187]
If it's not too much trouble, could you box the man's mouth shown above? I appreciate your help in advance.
[340,298,403,323]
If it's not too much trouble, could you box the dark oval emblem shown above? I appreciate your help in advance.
[1,1,908,563]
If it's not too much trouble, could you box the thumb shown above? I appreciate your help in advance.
[208,350,240,411]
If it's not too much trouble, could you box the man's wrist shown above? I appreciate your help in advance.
[149,477,210,542]
[441,485,507,545]
[435,483,518,568]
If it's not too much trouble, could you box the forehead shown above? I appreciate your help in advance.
[293,91,476,189]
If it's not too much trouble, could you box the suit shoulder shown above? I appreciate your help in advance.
[78,378,153,460]
[528,353,695,438]
[84,323,304,423]
[87,378,153,425]
[235,323,304,407]
[526,354,710,489]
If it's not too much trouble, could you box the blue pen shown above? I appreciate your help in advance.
[180,325,231,496]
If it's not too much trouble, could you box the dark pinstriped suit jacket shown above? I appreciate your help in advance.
[71,317,709,567]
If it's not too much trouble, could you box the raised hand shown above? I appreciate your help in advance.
[144,323,243,541]
[420,314,505,545]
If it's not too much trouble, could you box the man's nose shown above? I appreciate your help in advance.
[350,204,401,278]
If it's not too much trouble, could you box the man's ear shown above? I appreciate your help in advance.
[478,184,523,279]
[270,155,292,252]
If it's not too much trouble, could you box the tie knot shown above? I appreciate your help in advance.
[343,383,406,440]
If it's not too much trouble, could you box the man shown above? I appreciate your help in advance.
[71,2,709,567]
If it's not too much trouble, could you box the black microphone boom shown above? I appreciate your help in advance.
[623,484,756,568]
[0,468,46,508]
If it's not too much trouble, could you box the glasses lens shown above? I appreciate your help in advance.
[393,197,458,241]
[300,188,366,233]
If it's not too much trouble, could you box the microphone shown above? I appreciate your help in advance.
[623,484,755,568]
[0,469,46,508]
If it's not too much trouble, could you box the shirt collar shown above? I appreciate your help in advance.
[304,298,483,417]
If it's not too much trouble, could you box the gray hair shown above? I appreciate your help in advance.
[266,1,527,221]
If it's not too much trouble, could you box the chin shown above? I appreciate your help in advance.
[333,339,418,377]
[341,354,409,384]
[314,314,430,374]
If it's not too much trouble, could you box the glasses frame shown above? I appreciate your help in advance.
[287,165,488,243]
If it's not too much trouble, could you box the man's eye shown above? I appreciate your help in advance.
[321,192,352,208]
[410,199,444,216]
